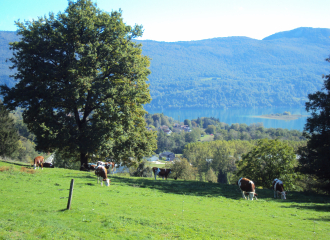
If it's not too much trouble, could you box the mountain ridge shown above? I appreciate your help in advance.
[1,27,329,109]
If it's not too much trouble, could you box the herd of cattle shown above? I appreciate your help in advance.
[33,156,286,200]
[237,177,286,200]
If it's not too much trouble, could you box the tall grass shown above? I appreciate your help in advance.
[0,161,329,239]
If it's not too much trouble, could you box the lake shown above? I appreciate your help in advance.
[146,107,309,131]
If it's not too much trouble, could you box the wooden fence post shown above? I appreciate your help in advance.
[67,179,74,210]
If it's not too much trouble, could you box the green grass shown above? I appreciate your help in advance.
[201,135,214,142]
[1,161,330,239]
[146,160,166,168]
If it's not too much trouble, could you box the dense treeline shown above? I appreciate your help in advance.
[0,106,42,162]
[145,114,306,154]
[145,113,310,191]
[181,139,305,189]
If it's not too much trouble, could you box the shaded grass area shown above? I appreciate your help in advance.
[1,161,330,239]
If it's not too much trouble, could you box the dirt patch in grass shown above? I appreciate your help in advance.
[20,167,36,174]
[0,166,10,172]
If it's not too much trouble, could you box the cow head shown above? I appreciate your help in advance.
[237,177,242,186]
[155,168,161,175]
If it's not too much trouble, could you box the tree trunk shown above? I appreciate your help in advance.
[218,170,228,184]
[80,152,88,166]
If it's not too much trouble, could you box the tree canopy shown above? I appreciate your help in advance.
[236,139,297,189]
[298,58,330,190]
[0,0,156,165]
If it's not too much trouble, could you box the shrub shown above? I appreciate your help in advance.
[206,168,217,183]
[129,161,153,177]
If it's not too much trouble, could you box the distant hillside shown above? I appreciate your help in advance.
[1,27,330,109]
[0,31,17,87]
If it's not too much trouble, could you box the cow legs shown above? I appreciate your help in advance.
[241,191,247,199]
[105,179,110,186]
[99,177,103,186]
[33,164,36,170]
[248,192,254,200]
[274,190,277,198]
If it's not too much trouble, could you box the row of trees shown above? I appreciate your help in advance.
[154,120,305,154]
[180,139,304,189]
[298,62,330,192]
[0,103,41,162]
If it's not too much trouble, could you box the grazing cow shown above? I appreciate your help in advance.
[95,165,110,186]
[272,178,286,199]
[105,162,115,175]
[33,156,44,170]
[237,178,258,200]
[152,167,172,180]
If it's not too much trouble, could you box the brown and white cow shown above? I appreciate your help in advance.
[95,165,110,186]
[237,177,258,200]
[33,156,44,170]
[272,178,286,199]
[152,167,171,180]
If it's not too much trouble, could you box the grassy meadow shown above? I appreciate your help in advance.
[0,160,329,239]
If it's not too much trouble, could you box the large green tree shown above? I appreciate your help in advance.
[236,139,297,189]
[0,0,156,166]
[298,61,330,190]
[0,102,20,158]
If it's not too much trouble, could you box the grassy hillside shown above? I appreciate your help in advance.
[1,161,329,239]
[1,28,330,109]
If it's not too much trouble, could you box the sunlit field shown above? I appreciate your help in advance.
[0,161,329,239]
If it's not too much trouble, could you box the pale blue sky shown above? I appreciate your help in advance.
[0,0,329,42]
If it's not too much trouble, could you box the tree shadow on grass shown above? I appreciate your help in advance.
[60,172,330,203]
[308,216,330,222]
[110,176,330,203]
[281,204,330,220]
[0,160,31,167]
[109,176,248,200]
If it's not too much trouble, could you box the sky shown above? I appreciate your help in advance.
[0,0,329,42]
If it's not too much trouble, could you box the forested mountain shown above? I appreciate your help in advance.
[0,31,17,88]
[1,27,330,109]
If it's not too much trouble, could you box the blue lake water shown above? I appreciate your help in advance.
[146,107,309,131]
